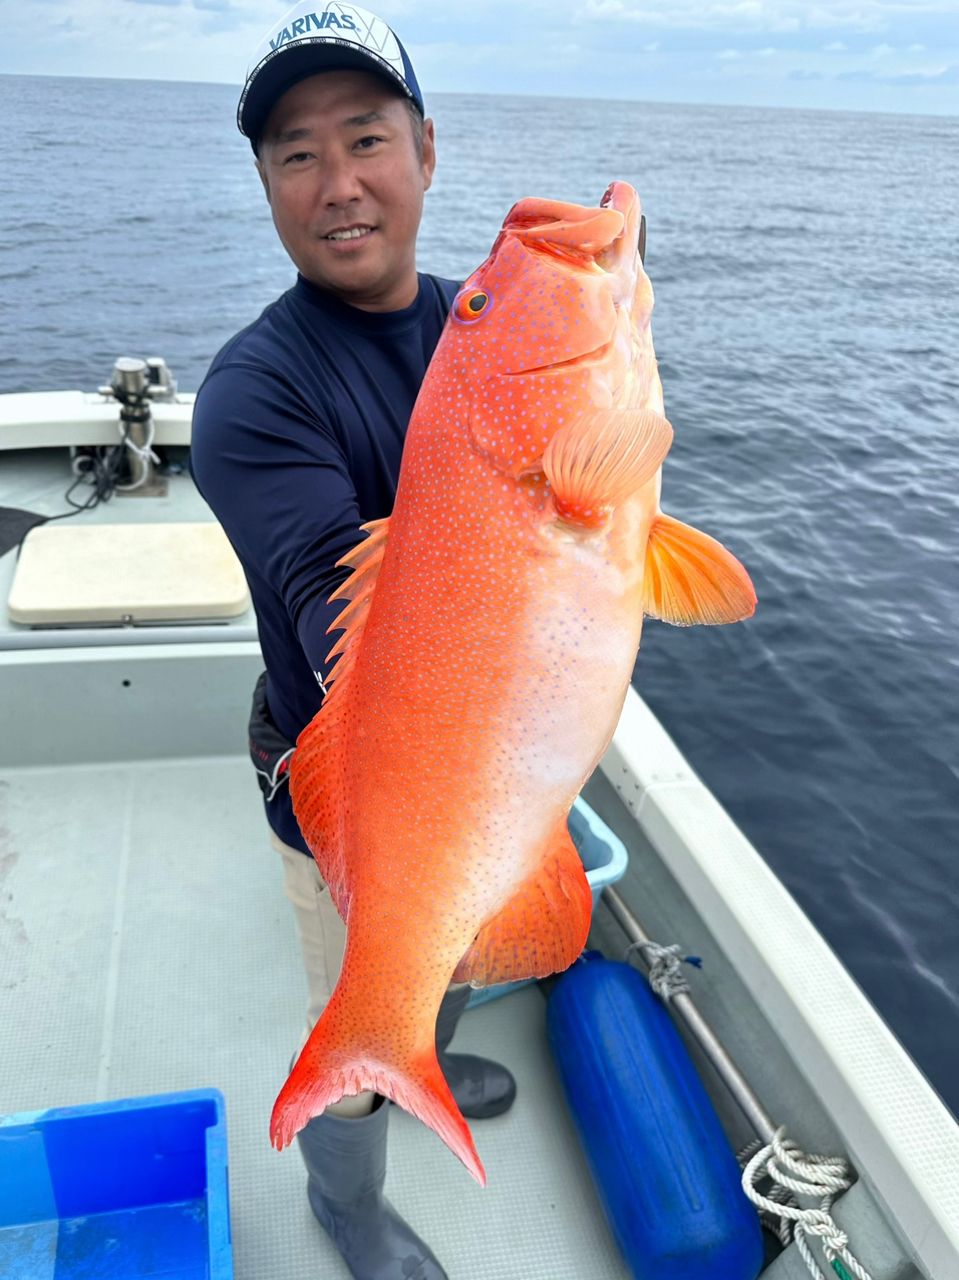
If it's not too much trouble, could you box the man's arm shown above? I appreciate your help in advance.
[191,363,366,686]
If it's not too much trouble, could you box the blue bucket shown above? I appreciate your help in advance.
[0,1089,233,1279]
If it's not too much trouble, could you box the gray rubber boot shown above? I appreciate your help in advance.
[297,1097,448,1280]
[436,986,517,1119]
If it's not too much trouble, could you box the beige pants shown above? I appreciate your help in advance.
[272,830,348,1035]
[272,830,375,1116]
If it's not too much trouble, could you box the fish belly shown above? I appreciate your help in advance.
[346,490,645,946]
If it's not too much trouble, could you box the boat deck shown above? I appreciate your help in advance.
[0,752,629,1280]
[4,439,958,1280]
[0,448,258,649]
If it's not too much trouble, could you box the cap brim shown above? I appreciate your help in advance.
[239,42,418,145]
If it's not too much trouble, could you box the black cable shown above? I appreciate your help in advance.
[14,436,133,557]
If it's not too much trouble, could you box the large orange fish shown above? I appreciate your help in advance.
[272,181,755,1184]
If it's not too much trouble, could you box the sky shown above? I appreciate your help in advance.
[1,0,957,116]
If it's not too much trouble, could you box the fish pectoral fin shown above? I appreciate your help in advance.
[452,827,593,987]
[543,408,673,528]
[643,512,757,625]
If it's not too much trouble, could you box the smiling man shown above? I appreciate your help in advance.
[190,5,515,1279]
[258,75,431,309]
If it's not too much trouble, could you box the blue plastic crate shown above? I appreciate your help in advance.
[0,1089,232,1280]
[467,793,629,1007]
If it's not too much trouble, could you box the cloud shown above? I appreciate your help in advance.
[839,62,959,84]
[882,62,959,84]
[576,0,954,35]
[1,0,957,116]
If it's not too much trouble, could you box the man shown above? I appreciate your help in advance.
[190,5,516,1278]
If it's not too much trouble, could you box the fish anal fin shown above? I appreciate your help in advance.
[643,512,756,625]
[290,517,391,915]
[543,408,673,528]
[453,827,593,987]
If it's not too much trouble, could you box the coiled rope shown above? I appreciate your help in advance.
[739,1128,873,1280]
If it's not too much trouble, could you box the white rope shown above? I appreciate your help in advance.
[625,932,872,1280]
[741,1127,874,1280]
[116,416,159,491]
[625,939,690,1000]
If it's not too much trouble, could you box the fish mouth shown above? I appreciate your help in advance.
[504,183,639,278]
[597,182,641,275]
[503,332,617,379]
[498,184,641,376]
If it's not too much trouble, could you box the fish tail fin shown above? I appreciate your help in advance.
[269,1000,486,1186]
[384,1053,486,1187]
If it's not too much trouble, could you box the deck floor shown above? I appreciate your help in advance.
[0,754,629,1280]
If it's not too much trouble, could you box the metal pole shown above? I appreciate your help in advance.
[602,885,778,1144]
[110,358,167,497]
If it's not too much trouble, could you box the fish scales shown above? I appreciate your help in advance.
[273,181,757,1184]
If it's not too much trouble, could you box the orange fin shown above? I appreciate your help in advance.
[270,996,485,1186]
[324,516,390,681]
[643,512,756,625]
[453,826,593,987]
[334,517,389,575]
[290,517,390,916]
[290,688,351,917]
[543,408,673,527]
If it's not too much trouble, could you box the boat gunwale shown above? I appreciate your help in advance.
[599,686,959,1278]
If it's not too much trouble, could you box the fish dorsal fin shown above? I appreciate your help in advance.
[324,518,389,688]
[451,824,593,987]
[290,518,389,917]
[643,512,756,625]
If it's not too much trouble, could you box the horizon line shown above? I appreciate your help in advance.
[0,69,956,123]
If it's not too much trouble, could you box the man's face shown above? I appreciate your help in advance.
[257,70,436,312]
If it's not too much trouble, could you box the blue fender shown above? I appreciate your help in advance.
[547,953,764,1280]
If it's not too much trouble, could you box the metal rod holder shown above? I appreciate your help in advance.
[602,885,778,1143]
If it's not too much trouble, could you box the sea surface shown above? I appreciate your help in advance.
[1,75,957,1117]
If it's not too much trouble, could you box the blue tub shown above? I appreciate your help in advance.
[468,793,628,1006]
[0,1089,232,1279]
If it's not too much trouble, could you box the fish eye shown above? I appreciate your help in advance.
[453,288,492,324]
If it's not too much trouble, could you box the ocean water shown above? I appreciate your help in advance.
[2,74,957,1116]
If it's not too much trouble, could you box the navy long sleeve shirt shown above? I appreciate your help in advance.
[191,271,459,852]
